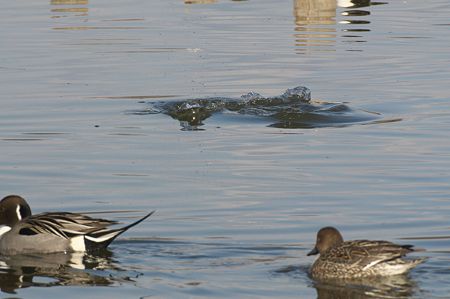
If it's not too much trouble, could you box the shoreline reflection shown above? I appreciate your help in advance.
[293,0,388,53]
[293,0,337,54]
[50,0,88,16]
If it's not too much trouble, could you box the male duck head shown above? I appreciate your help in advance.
[307,226,344,256]
[0,195,32,227]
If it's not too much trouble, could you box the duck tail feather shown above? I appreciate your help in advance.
[401,244,415,251]
[85,211,155,251]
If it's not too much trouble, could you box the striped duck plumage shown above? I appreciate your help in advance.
[0,195,154,255]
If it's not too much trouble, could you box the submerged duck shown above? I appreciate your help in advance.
[307,227,425,279]
[0,195,154,255]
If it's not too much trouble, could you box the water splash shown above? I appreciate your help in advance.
[135,86,385,130]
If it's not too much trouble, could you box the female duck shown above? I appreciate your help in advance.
[307,227,425,279]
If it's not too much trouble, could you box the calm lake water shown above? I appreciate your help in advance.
[1,0,450,297]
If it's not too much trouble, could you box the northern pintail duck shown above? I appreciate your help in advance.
[307,227,425,279]
[0,195,154,255]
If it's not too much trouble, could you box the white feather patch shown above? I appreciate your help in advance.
[16,205,22,221]
[0,226,11,238]
[362,260,382,270]
[375,263,412,275]
[85,231,121,243]
[69,235,86,252]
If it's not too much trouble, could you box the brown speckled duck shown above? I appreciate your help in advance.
[307,227,426,279]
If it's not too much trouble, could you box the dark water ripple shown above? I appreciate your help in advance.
[132,86,388,130]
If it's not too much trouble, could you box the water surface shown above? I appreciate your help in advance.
[1,0,450,298]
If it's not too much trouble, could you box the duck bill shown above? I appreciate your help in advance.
[307,247,319,256]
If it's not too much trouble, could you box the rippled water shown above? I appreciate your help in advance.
[133,86,386,130]
[1,0,450,298]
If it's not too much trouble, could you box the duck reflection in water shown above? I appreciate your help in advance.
[312,275,419,299]
[0,250,129,294]
[338,0,386,9]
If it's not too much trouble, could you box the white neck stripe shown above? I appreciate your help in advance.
[16,204,22,221]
